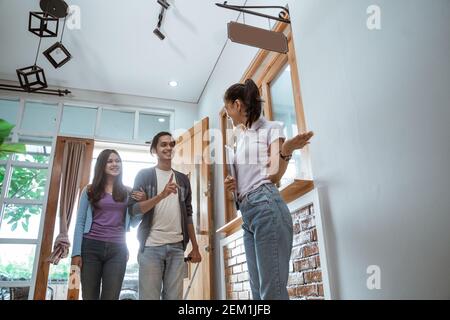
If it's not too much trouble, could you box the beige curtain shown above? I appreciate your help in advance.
[48,141,87,265]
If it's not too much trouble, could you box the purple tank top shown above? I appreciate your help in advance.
[84,193,127,244]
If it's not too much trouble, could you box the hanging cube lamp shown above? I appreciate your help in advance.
[16,65,48,92]
[28,11,59,38]
[43,42,72,68]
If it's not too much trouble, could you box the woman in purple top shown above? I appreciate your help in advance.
[71,149,145,300]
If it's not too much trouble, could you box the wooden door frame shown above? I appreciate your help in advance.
[175,117,215,299]
[33,136,94,300]
[200,117,215,299]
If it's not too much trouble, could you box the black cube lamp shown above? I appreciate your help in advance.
[28,11,59,38]
[14,0,71,93]
[153,1,168,40]
[1,0,71,96]
[16,65,48,92]
[43,41,72,68]
[157,0,170,9]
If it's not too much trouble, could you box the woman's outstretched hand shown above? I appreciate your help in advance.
[282,131,314,156]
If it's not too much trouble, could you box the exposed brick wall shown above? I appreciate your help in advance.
[223,203,324,300]
[224,237,252,300]
[288,204,325,300]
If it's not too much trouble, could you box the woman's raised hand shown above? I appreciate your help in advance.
[282,131,314,155]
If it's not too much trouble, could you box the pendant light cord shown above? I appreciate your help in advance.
[34,1,51,66]
[60,15,67,42]
[34,35,43,66]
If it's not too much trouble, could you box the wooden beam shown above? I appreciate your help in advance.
[265,53,288,85]
[287,36,307,133]
[279,179,315,204]
[261,83,273,120]
[240,21,289,84]
[287,36,313,179]
[219,109,238,223]
[216,216,243,236]
[201,117,215,300]
[33,137,65,300]
[33,137,94,300]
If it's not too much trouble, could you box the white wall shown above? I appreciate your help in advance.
[287,0,450,299]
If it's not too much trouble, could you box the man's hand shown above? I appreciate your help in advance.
[160,173,179,199]
[188,247,202,264]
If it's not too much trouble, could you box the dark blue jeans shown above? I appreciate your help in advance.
[239,183,293,300]
[80,237,128,300]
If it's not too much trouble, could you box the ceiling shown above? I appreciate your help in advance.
[0,0,252,103]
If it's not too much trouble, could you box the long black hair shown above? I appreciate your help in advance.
[224,78,263,128]
[87,149,127,207]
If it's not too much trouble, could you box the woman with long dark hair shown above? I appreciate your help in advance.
[223,79,314,300]
[71,149,145,300]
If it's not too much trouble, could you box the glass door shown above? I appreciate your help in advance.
[0,140,54,300]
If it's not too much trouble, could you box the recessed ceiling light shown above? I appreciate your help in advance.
[158,118,166,123]
[169,81,178,87]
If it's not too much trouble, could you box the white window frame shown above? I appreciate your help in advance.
[0,97,56,299]
[0,94,175,145]
[287,188,333,300]
[16,99,60,138]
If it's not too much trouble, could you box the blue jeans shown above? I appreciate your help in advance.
[239,183,293,300]
[80,237,128,300]
[138,242,185,300]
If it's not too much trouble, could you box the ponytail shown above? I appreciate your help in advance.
[243,79,262,128]
[224,79,263,128]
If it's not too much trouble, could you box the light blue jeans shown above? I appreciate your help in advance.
[239,183,293,300]
[137,242,185,300]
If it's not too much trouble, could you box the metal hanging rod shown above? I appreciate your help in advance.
[215,2,290,24]
[0,83,71,96]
